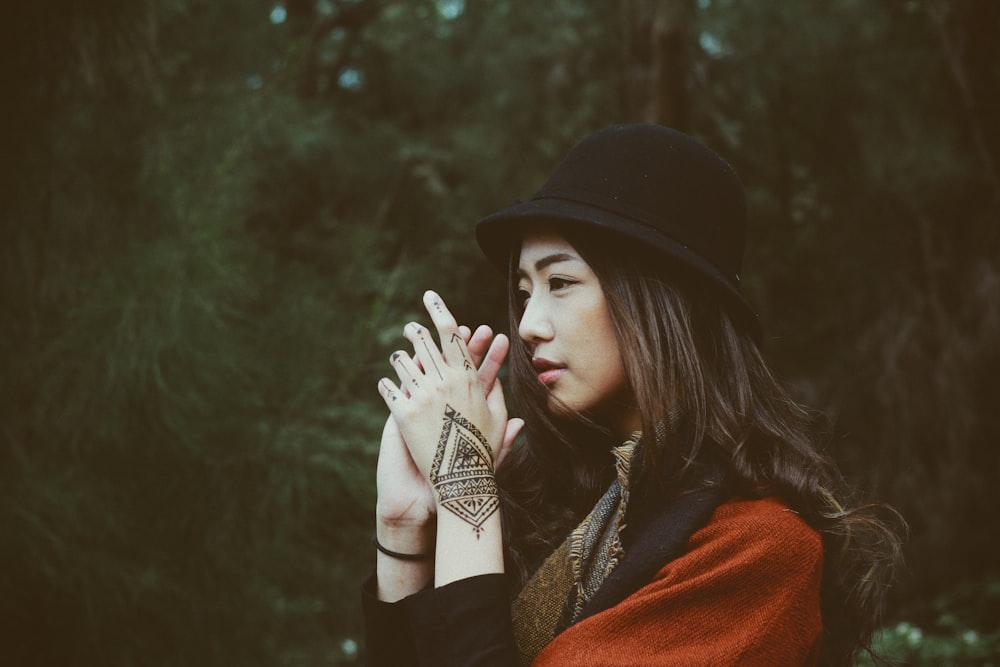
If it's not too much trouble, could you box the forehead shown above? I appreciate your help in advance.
[517,227,580,269]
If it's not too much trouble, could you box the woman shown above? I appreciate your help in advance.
[362,124,901,666]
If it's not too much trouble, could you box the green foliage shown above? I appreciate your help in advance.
[2,0,999,664]
[1,0,621,663]
[858,576,1000,665]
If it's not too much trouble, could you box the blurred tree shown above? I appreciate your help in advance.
[621,0,697,127]
[692,0,1000,633]
[0,0,621,664]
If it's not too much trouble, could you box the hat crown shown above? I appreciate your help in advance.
[534,124,746,280]
[476,123,760,340]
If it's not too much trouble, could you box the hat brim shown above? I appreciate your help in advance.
[476,197,762,340]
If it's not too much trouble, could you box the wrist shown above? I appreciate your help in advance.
[434,492,501,536]
[431,473,499,534]
[434,504,504,587]
[374,521,436,603]
[375,518,436,554]
[374,536,432,560]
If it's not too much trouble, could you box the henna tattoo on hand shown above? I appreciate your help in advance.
[380,379,399,402]
[415,326,445,380]
[450,332,475,371]
[429,405,499,537]
[392,352,420,389]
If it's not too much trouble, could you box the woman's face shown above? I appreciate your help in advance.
[516,228,638,435]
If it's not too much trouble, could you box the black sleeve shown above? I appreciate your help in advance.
[362,573,518,667]
[361,572,421,666]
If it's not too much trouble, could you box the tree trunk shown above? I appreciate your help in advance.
[620,0,696,129]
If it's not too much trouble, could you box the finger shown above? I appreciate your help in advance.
[485,377,507,415]
[403,320,447,382]
[478,334,509,395]
[412,355,425,374]
[466,325,493,366]
[422,291,475,374]
[377,377,405,407]
[377,415,418,472]
[458,324,472,343]
[390,350,424,391]
[395,320,427,375]
[495,418,524,470]
[381,414,401,439]
[461,326,507,395]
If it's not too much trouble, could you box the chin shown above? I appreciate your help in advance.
[546,393,593,420]
[545,393,576,417]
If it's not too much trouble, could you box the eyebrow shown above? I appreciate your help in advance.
[516,252,578,278]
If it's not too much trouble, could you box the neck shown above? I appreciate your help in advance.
[609,405,642,443]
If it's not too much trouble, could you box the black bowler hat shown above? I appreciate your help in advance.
[476,123,761,340]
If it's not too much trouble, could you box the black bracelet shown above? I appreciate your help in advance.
[373,536,433,561]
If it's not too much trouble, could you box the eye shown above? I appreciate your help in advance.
[548,276,576,292]
[515,287,531,312]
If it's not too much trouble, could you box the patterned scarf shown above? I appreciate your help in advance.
[510,436,639,666]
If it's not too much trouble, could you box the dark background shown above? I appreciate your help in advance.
[2,0,998,664]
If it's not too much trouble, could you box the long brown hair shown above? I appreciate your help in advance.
[496,224,904,666]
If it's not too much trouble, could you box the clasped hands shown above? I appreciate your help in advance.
[376,291,523,534]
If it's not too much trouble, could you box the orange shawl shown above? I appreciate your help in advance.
[530,497,823,666]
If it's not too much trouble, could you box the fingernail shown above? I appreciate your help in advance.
[391,351,401,362]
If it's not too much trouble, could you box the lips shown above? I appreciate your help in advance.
[532,357,567,386]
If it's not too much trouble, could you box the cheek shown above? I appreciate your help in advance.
[583,304,627,389]
[595,349,629,397]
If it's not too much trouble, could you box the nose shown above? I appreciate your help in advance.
[517,294,554,346]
